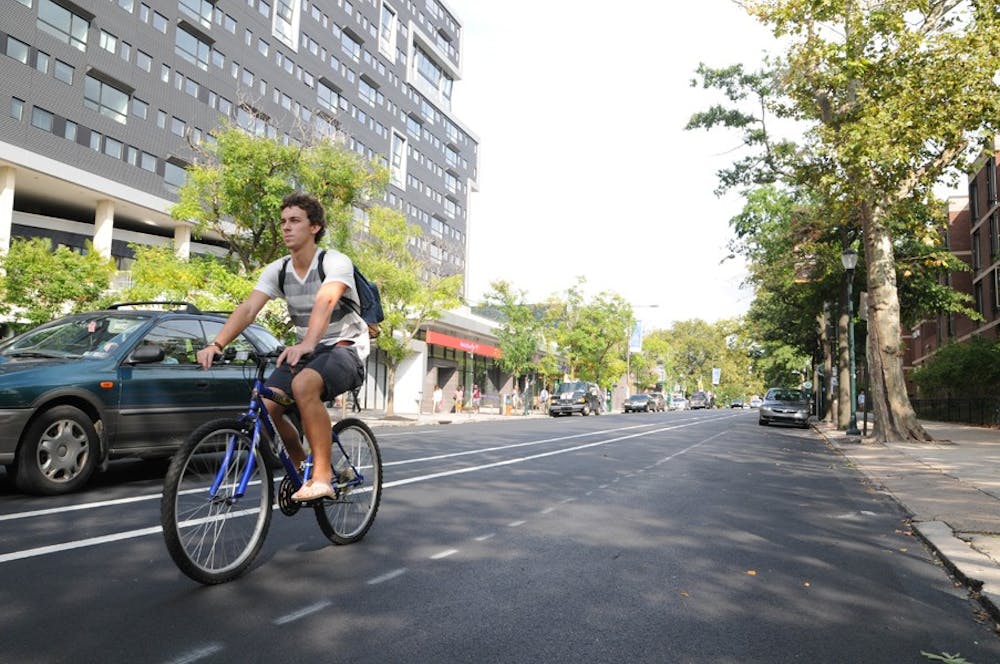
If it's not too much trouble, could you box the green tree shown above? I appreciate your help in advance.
[484,280,542,394]
[690,1,1000,441]
[171,124,386,273]
[544,279,631,389]
[0,238,115,329]
[354,206,463,417]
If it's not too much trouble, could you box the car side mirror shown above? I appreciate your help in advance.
[128,344,165,364]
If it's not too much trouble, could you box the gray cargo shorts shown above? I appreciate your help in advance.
[265,343,365,403]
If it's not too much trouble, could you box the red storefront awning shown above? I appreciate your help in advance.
[426,330,501,358]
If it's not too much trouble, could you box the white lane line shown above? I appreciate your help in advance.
[540,507,555,514]
[474,533,495,542]
[507,520,526,528]
[367,568,408,585]
[274,600,332,625]
[162,643,225,664]
[0,525,162,563]
[381,422,709,490]
[0,419,739,563]
[431,548,459,560]
[382,423,664,467]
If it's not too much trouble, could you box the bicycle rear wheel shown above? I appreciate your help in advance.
[161,419,274,584]
[315,418,382,544]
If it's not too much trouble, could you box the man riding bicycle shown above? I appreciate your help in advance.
[196,192,369,502]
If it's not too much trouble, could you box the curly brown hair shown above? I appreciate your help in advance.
[281,192,326,243]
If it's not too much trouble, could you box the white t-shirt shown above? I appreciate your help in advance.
[255,249,370,362]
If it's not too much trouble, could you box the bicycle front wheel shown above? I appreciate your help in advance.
[161,419,274,584]
[315,418,382,545]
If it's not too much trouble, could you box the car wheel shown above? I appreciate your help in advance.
[581,404,591,416]
[16,405,99,495]
[758,418,768,426]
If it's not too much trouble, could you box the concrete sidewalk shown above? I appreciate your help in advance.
[817,419,1000,621]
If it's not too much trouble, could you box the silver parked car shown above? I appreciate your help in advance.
[758,388,811,428]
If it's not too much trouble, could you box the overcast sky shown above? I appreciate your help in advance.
[442,0,780,332]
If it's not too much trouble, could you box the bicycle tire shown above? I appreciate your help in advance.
[314,418,382,545]
[161,419,274,584]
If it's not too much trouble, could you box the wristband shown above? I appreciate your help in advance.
[207,340,224,352]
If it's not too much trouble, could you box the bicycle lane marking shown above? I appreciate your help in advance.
[0,417,726,523]
[0,415,741,563]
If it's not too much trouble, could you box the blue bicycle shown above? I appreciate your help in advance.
[160,349,382,584]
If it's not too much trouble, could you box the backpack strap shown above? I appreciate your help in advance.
[277,250,326,296]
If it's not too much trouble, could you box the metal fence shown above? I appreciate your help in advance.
[910,398,1000,427]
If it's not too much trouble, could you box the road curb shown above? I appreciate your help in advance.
[912,521,1000,622]
[813,422,1000,623]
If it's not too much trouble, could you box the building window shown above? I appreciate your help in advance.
[178,0,212,28]
[140,152,156,172]
[164,161,187,188]
[35,50,50,73]
[6,36,30,64]
[136,49,151,72]
[359,78,377,106]
[30,106,54,131]
[990,158,998,207]
[152,10,168,33]
[9,98,25,121]
[89,130,102,152]
[53,58,73,83]
[272,0,299,49]
[104,136,123,159]
[378,2,397,60]
[317,80,339,112]
[37,0,89,51]
[341,31,361,61]
[99,29,117,54]
[84,75,129,124]
[390,130,407,188]
[63,119,76,140]
[171,116,185,136]
[175,27,211,71]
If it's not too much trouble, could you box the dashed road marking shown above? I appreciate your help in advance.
[431,548,459,559]
[274,600,332,625]
[368,568,408,585]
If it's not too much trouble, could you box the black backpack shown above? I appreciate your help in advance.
[277,250,385,338]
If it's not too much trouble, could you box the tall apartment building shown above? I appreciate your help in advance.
[0,0,478,279]
[0,0,497,412]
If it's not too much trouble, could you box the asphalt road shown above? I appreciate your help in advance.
[2,410,999,663]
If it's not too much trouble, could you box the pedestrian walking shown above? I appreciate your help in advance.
[454,385,464,413]
[472,384,482,413]
[432,385,443,413]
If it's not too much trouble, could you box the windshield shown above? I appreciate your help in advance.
[557,381,587,394]
[766,389,805,402]
[0,315,147,359]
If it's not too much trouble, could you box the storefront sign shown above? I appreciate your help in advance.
[426,330,501,358]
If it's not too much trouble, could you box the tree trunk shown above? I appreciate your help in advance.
[384,363,397,418]
[819,310,835,423]
[861,205,933,442]
[837,280,851,429]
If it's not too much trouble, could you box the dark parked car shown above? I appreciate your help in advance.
[624,394,655,413]
[758,388,811,428]
[549,380,603,416]
[648,392,667,412]
[0,303,282,495]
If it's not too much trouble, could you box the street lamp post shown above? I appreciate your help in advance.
[841,248,861,436]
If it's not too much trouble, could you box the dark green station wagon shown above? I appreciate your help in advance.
[0,303,281,495]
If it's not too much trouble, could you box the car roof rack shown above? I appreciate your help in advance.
[108,302,202,313]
